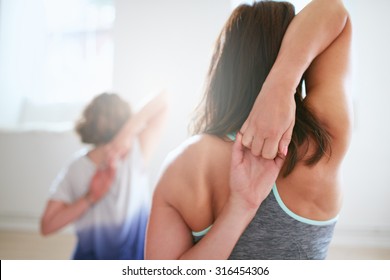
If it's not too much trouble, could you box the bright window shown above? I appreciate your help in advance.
[0,0,115,126]
[42,0,115,103]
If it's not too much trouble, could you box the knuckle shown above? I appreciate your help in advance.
[241,137,251,147]
[268,129,279,138]
[242,141,251,148]
[262,150,276,160]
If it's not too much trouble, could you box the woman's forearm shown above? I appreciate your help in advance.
[240,0,349,157]
[266,0,349,92]
[114,91,168,143]
[40,196,91,235]
[179,199,257,260]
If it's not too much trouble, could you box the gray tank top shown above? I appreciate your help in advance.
[192,185,338,260]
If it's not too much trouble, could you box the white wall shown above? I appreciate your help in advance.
[0,127,84,231]
[331,0,390,247]
[113,0,231,186]
[0,0,46,126]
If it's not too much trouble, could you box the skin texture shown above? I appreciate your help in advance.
[241,0,351,160]
[145,0,352,259]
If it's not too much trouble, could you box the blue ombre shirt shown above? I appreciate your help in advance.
[50,139,149,259]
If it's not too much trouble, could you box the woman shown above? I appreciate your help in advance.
[40,91,168,259]
[145,0,352,260]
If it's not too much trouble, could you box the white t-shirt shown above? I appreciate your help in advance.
[50,139,150,259]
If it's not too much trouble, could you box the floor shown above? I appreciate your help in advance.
[1,230,390,260]
[0,230,76,260]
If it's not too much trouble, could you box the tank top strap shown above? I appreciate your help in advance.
[226,132,237,141]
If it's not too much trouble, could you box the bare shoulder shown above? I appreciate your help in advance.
[153,134,231,231]
[155,134,229,197]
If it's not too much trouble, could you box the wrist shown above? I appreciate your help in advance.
[227,194,259,218]
[266,51,309,94]
[84,193,95,206]
[262,71,297,98]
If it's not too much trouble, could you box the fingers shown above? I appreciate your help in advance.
[241,118,292,159]
[96,162,116,184]
[241,131,254,149]
[240,118,254,149]
[107,161,117,179]
[251,137,264,157]
[261,137,279,159]
[241,119,277,158]
[240,119,249,135]
[274,151,287,170]
[278,120,294,156]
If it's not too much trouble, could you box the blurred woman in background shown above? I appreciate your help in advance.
[41,91,168,259]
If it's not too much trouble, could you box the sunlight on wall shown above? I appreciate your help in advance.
[0,0,115,126]
[42,0,115,103]
[0,0,389,247]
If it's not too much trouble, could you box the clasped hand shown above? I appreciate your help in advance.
[229,132,285,210]
[240,82,295,159]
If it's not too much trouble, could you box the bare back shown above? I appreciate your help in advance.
[145,1,352,260]
[171,133,344,233]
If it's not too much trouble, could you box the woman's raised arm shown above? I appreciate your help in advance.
[106,91,169,164]
[241,0,350,159]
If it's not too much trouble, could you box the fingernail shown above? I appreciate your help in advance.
[283,146,288,156]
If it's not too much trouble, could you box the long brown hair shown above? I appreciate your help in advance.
[192,1,331,177]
